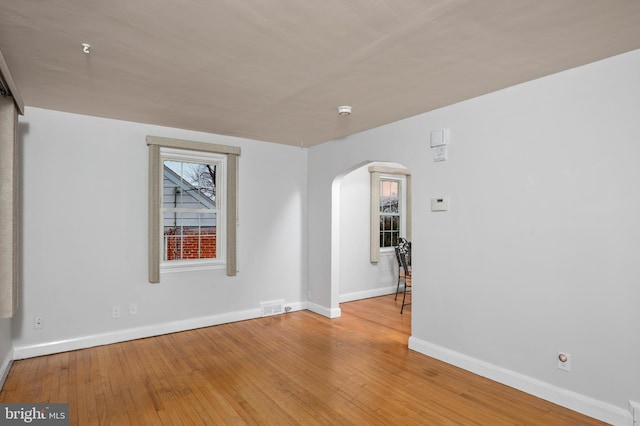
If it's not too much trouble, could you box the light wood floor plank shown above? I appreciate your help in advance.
[1,295,605,425]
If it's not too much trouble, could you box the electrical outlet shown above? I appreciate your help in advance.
[112,306,121,319]
[129,303,137,315]
[34,317,44,330]
[557,352,571,372]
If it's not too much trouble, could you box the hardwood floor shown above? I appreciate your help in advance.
[1,295,605,425]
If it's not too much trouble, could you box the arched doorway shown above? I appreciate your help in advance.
[331,161,411,311]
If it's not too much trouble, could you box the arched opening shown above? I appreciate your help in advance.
[330,161,412,315]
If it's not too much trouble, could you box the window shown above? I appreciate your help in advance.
[369,166,411,263]
[147,136,240,283]
[161,149,224,264]
[379,177,403,249]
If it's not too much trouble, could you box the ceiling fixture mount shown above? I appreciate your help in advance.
[337,105,352,116]
[82,43,91,54]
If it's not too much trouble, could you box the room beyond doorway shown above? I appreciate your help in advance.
[331,161,411,315]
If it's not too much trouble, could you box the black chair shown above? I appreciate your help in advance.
[394,238,412,313]
[393,237,411,300]
[398,237,411,266]
[398,247,412,314]
[394,247,405,300]
[394,238,411,300]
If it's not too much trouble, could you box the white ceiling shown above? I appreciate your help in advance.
[1,1,640,147]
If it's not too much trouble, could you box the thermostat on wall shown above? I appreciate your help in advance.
[433,145,448,162]
[431,197,449,212]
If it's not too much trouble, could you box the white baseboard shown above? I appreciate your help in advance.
[306,302,341,318]
[0,347,13,390]
[339,285,397,303]
[408,337,632,426]
[14,302,308,360]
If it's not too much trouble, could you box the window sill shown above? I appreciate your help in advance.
[161,260,226,274]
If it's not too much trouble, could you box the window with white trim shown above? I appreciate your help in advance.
[369,166,411,263]
[147,136,240,283]
[379,176,405,249]
[161,148,225,267]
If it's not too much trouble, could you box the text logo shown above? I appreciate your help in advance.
[1,404,69,425]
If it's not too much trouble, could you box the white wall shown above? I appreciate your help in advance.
[14,108,307,356]
[308,49,640,422]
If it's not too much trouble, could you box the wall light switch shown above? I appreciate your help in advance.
[431,197,449,212]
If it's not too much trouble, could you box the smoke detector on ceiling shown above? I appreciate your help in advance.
[337,105,352,116]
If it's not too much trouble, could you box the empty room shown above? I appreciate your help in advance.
[1,1,639,424]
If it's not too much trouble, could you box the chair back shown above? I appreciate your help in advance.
[398,237,411,263]
[396,238,411,271]
[394,246,402,269]
[398,248,411,278]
